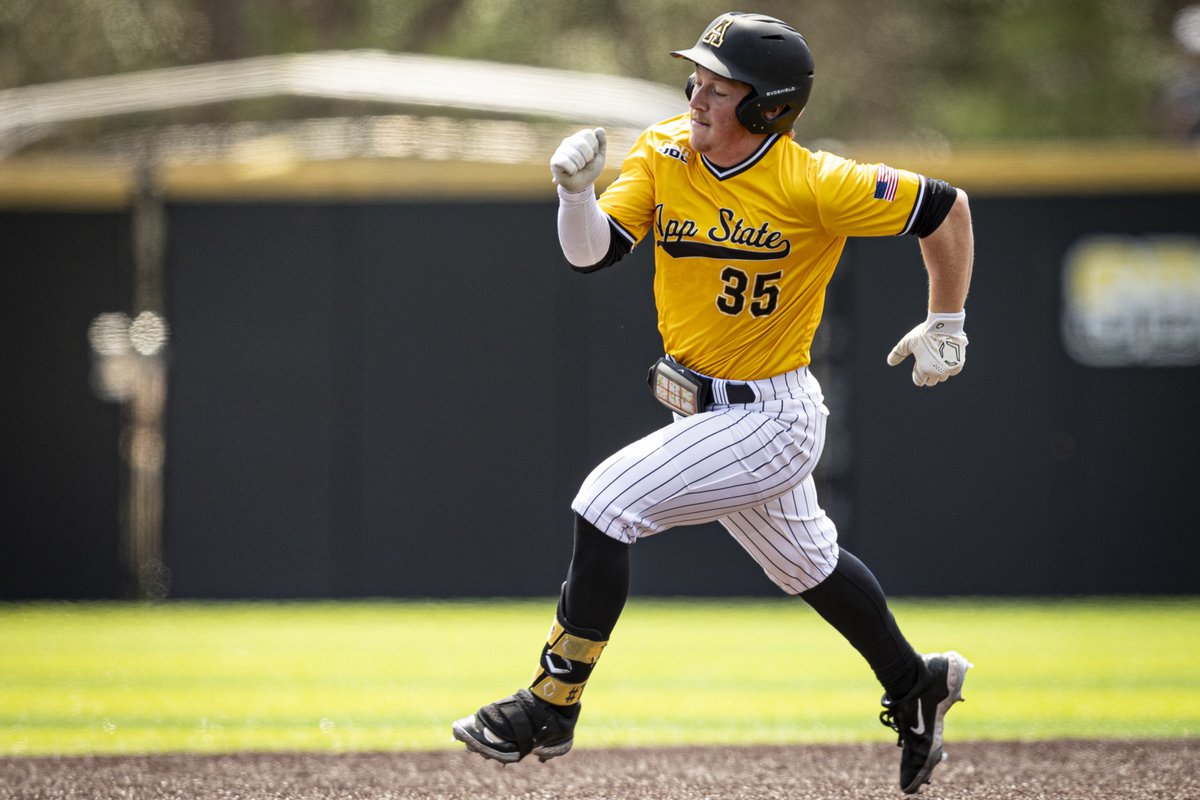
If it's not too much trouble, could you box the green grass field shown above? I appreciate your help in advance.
[1,597,1197,755]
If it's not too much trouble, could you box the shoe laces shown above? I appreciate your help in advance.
[878,698,905,746]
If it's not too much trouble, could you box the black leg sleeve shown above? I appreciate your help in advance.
[562,514,630,639]
[799,548,926,700]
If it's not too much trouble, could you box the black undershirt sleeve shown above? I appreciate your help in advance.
[908,178,959,238]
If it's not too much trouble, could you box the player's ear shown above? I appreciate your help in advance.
[762,104,803,127]
[684,73,696,100]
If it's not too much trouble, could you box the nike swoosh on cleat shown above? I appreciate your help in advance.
[909,698,926,735]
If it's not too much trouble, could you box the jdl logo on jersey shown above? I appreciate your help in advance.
[660,142,689,163]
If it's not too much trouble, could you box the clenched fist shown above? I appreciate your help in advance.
[550,128,607,193]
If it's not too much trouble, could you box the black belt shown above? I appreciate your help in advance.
[672,362,757,405]
[695,374,757,405]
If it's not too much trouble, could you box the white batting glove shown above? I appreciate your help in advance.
[886,311,969,387]
[550,128,607,193]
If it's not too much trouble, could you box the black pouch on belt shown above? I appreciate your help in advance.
[646,357,709,416]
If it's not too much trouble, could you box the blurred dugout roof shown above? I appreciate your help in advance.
[1,50,1198,206]
[0,50,682,144]
[0,50,678,204]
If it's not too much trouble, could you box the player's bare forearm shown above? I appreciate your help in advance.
[918,189,973,313]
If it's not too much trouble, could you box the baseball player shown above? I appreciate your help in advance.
[453,12,974,794]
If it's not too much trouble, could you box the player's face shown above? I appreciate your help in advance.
[687,66,755,162]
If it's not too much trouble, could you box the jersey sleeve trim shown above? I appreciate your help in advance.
[898,175,927,236]
[609,215,638,248]
[906,178,959,238]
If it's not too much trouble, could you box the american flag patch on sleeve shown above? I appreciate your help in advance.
[874,164,898,201]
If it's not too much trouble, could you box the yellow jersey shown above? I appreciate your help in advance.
[599,113,927,381]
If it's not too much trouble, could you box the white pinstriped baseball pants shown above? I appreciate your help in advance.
[572,365,839,594]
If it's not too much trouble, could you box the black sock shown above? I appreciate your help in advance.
[561,514,630,638]
[799,549,925,700]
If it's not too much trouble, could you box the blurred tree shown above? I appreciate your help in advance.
[0,0,209,86]
[0,0,1192,142]
[921,0,1180,139]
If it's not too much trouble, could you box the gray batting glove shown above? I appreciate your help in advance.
[550,128,607,193]
[887,311,969,387]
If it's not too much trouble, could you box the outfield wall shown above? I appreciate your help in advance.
[3,150,1198,599]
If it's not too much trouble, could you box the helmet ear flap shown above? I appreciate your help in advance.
[736,86,810,135]
[684,73,696,100]
[735,96,766,134]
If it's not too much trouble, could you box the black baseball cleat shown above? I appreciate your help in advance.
[879,650,971,794]
[452,688,579,764]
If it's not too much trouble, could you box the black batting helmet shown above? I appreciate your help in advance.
[672,12,815,135]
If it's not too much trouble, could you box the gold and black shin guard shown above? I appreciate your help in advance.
[529,604,608,708]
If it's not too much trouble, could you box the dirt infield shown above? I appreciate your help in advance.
[2,740,1197,800]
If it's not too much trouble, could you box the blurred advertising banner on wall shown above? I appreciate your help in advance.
[1062,235,1200,368]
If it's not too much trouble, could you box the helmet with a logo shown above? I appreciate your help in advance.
[671,12,815,135]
